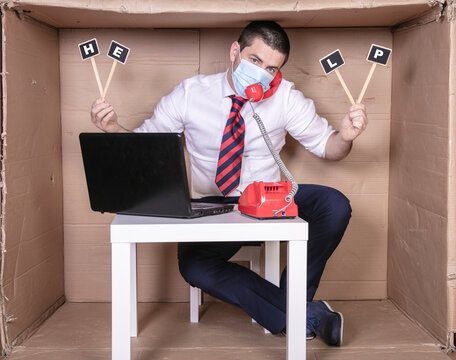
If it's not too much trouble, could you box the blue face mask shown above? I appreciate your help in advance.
[231,56,274,100]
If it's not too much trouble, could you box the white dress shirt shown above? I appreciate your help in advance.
[134,71,334,198]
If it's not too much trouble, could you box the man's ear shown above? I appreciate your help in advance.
[229,41,240,63]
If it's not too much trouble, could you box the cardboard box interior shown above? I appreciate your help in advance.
[1,9,64,352]
[389,17,451,346]
[1,0,455,355]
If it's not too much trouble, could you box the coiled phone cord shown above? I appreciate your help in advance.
[248,102,298,215]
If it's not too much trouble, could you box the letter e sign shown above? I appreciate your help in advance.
[319,49,345,74]
[78,38,100,60]
[367,44,392,66]
[107,41,130,64]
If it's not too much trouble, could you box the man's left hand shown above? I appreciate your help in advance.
[339,103,368,142]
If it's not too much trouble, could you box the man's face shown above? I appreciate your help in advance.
[230,37,286,77]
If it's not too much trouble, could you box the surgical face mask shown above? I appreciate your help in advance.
[231,52,274,100]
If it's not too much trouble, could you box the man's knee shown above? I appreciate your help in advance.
[178,257,217,290]
[178,257,199,287]
[328,188,352,225]
[296,185,351,225]
[312,187,352,235]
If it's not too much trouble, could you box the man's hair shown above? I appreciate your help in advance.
[238,21,290,67]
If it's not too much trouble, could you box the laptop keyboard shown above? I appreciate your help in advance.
[191,203,215,209]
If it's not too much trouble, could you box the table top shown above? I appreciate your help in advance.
[111,209,308,243]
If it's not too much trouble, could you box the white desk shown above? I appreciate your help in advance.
[110,210,308,360]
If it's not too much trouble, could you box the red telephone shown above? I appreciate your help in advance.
[238,181,298,219]
[238,71,299,219]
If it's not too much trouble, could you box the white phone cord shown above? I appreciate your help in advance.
[248,102,298,215]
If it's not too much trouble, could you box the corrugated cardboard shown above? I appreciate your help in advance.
[1,0,455,355]
[5,301,452,360]
[1,10,64,353]
[449,18,456,350]
[388,10,451,345]
[7,0,432,28]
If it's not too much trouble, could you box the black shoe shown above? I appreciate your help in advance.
[306,327,316,340]
[281,326,316,340]
[307,301,343,346]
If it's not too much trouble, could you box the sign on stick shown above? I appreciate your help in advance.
[319,49,345,74]
[78,38,100,60]
[367,44,392,66]
[107,41,130,64]
[102,41,131,98]
[357,44,392,104]
[78,38,103,96]
[319,49,355,105]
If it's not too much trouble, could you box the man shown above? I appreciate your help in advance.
[91,21,367,346]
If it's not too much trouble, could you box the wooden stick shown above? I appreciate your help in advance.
[335,68,355,106]
[102,61,118,98]
[90,57,104,97]
[357,63,377,104]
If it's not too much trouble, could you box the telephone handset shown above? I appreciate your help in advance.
[244,70,282,102]
[238,70,299,219]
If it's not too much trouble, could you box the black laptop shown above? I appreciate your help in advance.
[79,132,234,218]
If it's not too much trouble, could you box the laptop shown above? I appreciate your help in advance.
[79,132,234,218]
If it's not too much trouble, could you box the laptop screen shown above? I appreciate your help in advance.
[79,132,194,217]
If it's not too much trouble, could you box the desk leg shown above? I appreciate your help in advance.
[264,241,280,334]
[265,240,280,285]
[112,243,132,360]
[287,240,307,360]
[131,243,137,337]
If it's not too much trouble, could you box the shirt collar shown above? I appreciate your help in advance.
[222,70,237,98]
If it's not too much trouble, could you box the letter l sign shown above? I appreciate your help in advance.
[327,59,338,68]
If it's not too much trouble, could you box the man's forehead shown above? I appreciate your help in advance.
[242,37,270,50]
[241,38,286,67]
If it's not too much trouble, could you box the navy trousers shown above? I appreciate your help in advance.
[178,184,352,334]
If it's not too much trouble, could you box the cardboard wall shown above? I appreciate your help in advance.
[388,18,450,343]
[62,27,392,302]
[1,10,64,349]
[9,0,431,28]
[449,19,456,349]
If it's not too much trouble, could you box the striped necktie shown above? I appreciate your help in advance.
[215,95,247,196]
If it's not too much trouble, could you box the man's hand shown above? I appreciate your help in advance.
[339,103,368,142]
[325,103,368,161]
[90,98,129,133]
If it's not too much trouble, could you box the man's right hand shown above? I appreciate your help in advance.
[90,98,125,133]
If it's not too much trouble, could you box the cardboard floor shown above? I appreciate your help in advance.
[7,300,453,360]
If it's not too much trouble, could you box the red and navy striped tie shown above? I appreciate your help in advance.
[215,95,247,196]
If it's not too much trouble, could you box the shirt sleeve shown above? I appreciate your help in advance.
[284,87,335,158]
[133,81,187,133]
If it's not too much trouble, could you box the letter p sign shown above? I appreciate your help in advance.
[367,44,392,66]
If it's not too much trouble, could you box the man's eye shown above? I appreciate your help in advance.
[267,68,277,74]
[251,58,258,64]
